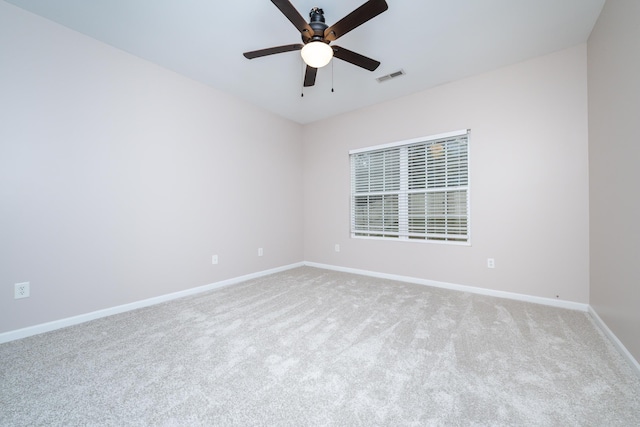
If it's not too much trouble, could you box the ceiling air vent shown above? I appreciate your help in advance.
[376,69,406,83]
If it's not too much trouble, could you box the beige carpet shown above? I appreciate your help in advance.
[1,266,639,426]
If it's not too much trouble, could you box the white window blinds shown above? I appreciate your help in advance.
[350,130,469,243]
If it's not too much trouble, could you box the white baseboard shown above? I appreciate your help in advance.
[588,306,640,378]
[304,261,590,312]
[5,261,638,380]
[0,262,304,344]
[305,261,640,377]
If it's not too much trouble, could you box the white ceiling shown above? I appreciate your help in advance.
[5,0,605,124]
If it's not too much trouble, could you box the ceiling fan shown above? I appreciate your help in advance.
[243,0,388,87]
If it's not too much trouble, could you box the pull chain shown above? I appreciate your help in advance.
[331,59,334,93]
[301,60,305,97]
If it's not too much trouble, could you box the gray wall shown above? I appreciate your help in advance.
[588,0,640,362]
[303,45,590,304]
[0,3,304,333]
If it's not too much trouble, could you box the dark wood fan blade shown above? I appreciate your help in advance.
[303,66,318,87]
[271,0,313,39]
[243,44,303,59]
[332,46,380,71]
[324,0,388,42]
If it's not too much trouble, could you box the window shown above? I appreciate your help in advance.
[350,130,469,244]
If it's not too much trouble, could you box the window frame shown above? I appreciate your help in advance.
[349,129,471,245]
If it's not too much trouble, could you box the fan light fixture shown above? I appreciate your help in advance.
[301,41,333,68]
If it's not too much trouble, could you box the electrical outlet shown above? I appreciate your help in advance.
[15,282,30,299]
[487,258,495,269]
[335,244,340,252]
[258,248,263,257]
[212,255,218,265]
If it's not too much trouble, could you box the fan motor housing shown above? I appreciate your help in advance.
[308,7,328,39]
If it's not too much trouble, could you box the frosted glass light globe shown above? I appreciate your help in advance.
[301,41,333,68]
